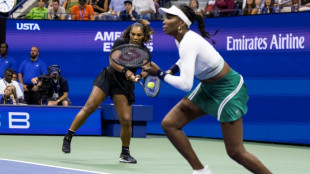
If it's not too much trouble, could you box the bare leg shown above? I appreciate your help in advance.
[161,98,206,170]
[62,86,107,153]
[69,86,107,131]
[221,118,272,174]
[113,95,132,147]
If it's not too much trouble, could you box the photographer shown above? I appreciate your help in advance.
[32,65,70,106]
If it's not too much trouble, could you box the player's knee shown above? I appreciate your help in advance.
[83,103,97,114]
[226,149,244,161]
[120,116,132,127]
[161,119,174,132]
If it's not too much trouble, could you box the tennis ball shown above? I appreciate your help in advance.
[147,82,155,88]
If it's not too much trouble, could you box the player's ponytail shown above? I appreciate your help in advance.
[195,13,219,45]
[179,4,219,45]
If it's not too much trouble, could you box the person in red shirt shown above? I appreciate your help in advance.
[214,0,235,17]
[71,0,95,20]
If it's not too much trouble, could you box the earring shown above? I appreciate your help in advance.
[178,26,183,34]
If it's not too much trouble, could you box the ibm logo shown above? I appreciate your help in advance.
[0,112,30,129]
[16,23,40,31]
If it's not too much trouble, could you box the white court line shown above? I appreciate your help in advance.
[0,157,111,174]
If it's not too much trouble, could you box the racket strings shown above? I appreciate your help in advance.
[111,46,150,67]
[144,76,160,97]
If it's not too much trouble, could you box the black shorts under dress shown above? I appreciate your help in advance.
[93,66,136,105]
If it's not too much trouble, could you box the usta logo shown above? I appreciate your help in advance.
[16,23,40,30]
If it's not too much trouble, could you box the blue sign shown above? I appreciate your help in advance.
[0,105,102,135]
[4,12,310,144]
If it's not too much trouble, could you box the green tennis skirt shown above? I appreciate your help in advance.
[186,69,249,123]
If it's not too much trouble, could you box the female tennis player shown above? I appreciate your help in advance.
[62,19,154,164]
[144,4,272,174]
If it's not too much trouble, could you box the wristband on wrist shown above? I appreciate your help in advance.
[168,64,180,75]
[156,69,167,81]
[137,73,143,79]
[122,67,129,76]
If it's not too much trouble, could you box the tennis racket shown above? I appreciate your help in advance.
[110,44,151,68]
[137,75,160,97]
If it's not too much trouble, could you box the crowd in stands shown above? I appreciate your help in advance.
[23,0,158,20]
[0,43,70,106]
[9,0,307,20]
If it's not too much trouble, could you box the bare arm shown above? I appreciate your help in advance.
[18,73,28,91]
[31,77,39,85]
[58,92,68,102]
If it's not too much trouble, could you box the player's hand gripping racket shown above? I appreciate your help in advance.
[110,44,151,68]
[136,75,160,97]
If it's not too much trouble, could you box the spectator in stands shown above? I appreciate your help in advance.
[204,0,216,17]
[262,0,276,13]
[0,85,17,105]
[0,68,24,103]
[71,0,95,20]
[64,0,79,14]
[48,0,66,20]
[92,0,108,19]
[62,19,154,164]
[214,0,235,16]
[0,43,17,79]
[233,0,244,16]
[26,0,48,19]
[189,0,204,16]
[31,65,70,106]
[48,0,66,7]
[119,0,139,21]
[100,0,125,20]
[278,0,298,12]
[243,0,256,15]
[18,46,48,105]
[251,0,265,14]
[12,71,24,101]
[154,0,160,19]
[132,0,156,20]
[292,0,299,12]
[299,0,310,11]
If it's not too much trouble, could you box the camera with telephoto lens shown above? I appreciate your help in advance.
[37,75,52,104]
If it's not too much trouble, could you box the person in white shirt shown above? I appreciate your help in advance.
[132,0,155,20]
[48,0,66,20]
[145,4,272,174]
[0,68,24,103]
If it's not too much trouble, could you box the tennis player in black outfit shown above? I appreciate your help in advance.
[62,19,154,164]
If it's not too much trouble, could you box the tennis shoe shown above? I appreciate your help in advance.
[192,165,212,174]
[119,153,137,164]
[62,136,71,153]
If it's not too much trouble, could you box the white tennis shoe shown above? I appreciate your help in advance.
[192,165,212,174]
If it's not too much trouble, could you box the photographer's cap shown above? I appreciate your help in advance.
[49,67,59,74]
[124,0,132,4]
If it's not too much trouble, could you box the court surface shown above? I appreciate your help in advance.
[0,135,309,174]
